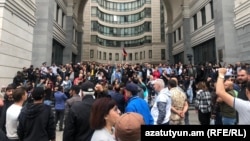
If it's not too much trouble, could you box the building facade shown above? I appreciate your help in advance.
[0,0,249,85]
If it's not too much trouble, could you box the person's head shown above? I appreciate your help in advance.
[171,77,179,85]
[115,112,144,141]
[237,69,249,84]
[32,87,45,101]
[70,85,80,97]
[81,80,95,96]
[125,83,139,98]
[224,80,233,91]
[90,97,121,129]
[114,84,120,93]
[196,81,208,91]
[5,84,15,100]
[152,79,165,92]
[12,87,27,103]
[168,79,177,89]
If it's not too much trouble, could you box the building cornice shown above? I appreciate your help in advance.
[2,0,36,27]
[234,0,250,29]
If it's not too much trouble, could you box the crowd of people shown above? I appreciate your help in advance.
[0,61,249,141]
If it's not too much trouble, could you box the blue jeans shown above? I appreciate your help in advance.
[187,88,193,103]
[222,117,236,125]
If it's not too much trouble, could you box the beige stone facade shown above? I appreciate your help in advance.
[0,0,250,86]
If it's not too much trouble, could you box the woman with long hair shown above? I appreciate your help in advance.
[90,97,121,141]
[195,81,212,125]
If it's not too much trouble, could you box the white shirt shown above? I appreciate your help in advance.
[91,128,116,141]
[6,104,22,139]
[151,88,172,125]
[234,98,250,125]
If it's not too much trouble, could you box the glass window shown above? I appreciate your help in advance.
[128,3,131,10]
[115,53,119,61]
[140,52,142,60]
[110,2,113,10]
[103,52,106,60]
[173,31,176,43]
[90,50,94,58]
[193,14,198,30]
[161,49,165,60]
[201,7,206,25]
[135,53,138,60]
[109,53,112,60]
[99,51,102,59]
[211,0,214,19]
[91,35,97,43]
[129,53,132,61]
[178,27,181,40]
[91,7,97,16]
[149,50,152,59]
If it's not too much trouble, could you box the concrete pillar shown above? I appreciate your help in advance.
[167,32,174,64]
[197,11,202,29]
[205,3,212,22]
[176,29,179,42]
[63,16,73,64]
[54,1,57,20]
[58,8,62,26]
[190,17,194,32]
[213,0,239,64]
[32,0,54,67]
[76,31,83,62]
[182,3,193,65]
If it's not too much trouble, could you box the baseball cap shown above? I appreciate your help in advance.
[81,81,95,93]
[115,112,145,141]
[125,83,138,95]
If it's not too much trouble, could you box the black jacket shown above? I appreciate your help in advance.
[17,103,55,141]
[0,96,14,134]
[63,95,95,141]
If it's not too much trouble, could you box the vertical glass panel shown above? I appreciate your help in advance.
[149,50,152,58]
[115,53,119,61]
[109,53,112,61]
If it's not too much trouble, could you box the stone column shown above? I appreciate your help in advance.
[76,31,83,62]
[58,8,62,26]
[213,0,238,64]
[63,16,73,64]
[197,11,202,29]
[32,0,54,66]
[205,2,212,23]
[167,32,174,64]
[53,1,57,21]
[182,3,193,65]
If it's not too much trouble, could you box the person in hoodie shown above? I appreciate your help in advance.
[17,87,56,141]
[150,79,172,125]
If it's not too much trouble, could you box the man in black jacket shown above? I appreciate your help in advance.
[17,87,56,141]
[0,84,15,134]
[63,80,96,141]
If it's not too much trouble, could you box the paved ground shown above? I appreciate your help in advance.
[55,108,200,141]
